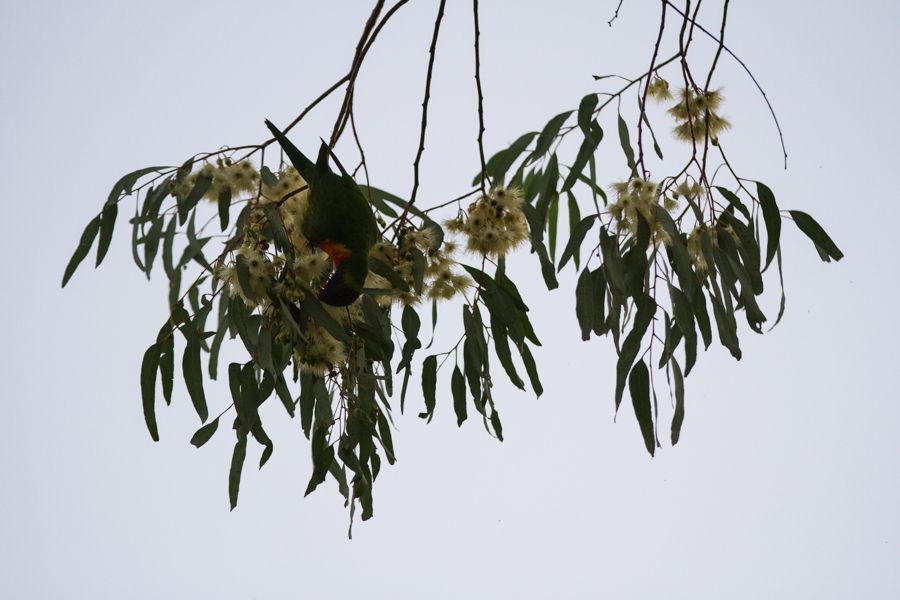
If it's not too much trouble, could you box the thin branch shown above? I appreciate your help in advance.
[637,0,667,176]
[703,0,729,90]
[329,0,386,148]
[473,0,489,196]
[397,0,448,228]
[607,0,625,26]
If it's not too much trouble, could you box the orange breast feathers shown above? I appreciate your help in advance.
[318,239,353,267]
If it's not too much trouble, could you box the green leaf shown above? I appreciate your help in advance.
[182,339,208,423]
[260,165,278,187]
[274,373,296,418]
[547,193,559,261]
[106,166,168,207]
[305,423,333,496]
[614,296,656,410]
[228,434,248,510]
[256,325,275,374]
[628,359,655,456]
[162,216,178,280]
[190,417,220,448]
[473,132,538,185]
[140,343,160,442]
[670,358,685,445]
[158,330,174,405]
[420,355,437,422]
[715,186,751,221]
[599,227,628,297]
[217,186,232,231]
[96,203,118,267]
[490,409,504,442]
[558,215,597,272]
[451,365,467,426]
[669,286,697,375]
[262,204,292,264]
[300,294,351,344]
[638,98,664,160]
[617,114,637,176]
[178,174,212,224]
[788,210,843,261]
[370,258,410,292]
[490,313,525,390]
[575,267,595,341]
[566,192,583,269]
[768,247,787,332]
[518,342,543,398]
[577,93,599,138]
[519,202,560,290]
[561,121,603,192]
[756,181,781,271]
[654,206,696,299]
[529,111,572,162]
[61,215,101,287]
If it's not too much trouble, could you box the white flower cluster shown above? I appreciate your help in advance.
[445,187,529,257]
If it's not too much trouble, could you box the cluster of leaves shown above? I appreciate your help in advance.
[62,147,549,527]
[62,2,842,526]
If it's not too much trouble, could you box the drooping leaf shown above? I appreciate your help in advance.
[228,434,248,510]
[788,210,843,261]
[756,181,781,271]
[529,111,572,162]
[566,191,583,269]
[177,173,212,224]
[419,355,438,422]
[157,328,174,405]
[472,132,538,185]
[617,114,637,176]
[547,193,559,260]
[714,186,751,221]
[558,215,597,272]
[561,121,603,192]
[575,267,595,341]
[614,296,657,410]
[140,343,160,442]
[190,417,220,448]
[490,313,525,390]
[96,203,118,267]
[182,338,208,423]
[518,342,543,398]
[629,359,655,456]
[300,294,351,344]
[61,215,101,287]
[106,166,169,207]
[451,364,467,427]
[670,358,685,445]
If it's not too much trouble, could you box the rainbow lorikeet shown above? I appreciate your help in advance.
[265,120,377,307]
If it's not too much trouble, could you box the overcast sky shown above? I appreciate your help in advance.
[2,1,899,598]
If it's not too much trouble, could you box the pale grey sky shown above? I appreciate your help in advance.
[2,1,898,598]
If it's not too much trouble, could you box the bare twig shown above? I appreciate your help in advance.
[637,1,667,176]
[473,0,489,196]
[607,0,625,26]
[397,0,448,228]
[329,0,386,147]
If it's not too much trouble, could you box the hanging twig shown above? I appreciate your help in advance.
[397,0,448,228]
[473,0,489,196]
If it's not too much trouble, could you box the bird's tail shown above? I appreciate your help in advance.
[264,119,315,182]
